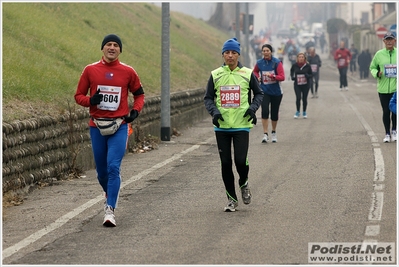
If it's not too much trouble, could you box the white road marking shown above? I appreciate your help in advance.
[344,100,386,239]
[2,197,101,259]
[365,225,380,236]
[362,239,378,246]
[348,103,379,143]
[373,183,385,191]
[2,144,202,260]
[373,148,385,182]
[368,192,384,221]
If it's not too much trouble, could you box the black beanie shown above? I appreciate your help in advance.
[101,34,122,52]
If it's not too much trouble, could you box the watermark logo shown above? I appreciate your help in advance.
[308,242,395,264]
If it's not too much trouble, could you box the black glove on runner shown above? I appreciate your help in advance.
[212,114,224,128]
[125,110,139,123]
[244,109,257,125]
[90,89,103,105]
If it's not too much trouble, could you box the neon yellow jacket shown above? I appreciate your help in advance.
[370,47,397,94]
[204,62,263,130]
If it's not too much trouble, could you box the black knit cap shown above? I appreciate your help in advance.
[101,34,122,52]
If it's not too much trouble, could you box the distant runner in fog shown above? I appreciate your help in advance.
[334,41,352,91]
[307,47,322,98]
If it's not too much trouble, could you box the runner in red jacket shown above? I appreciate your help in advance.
[74,34,145,227]
[334,41,352,91]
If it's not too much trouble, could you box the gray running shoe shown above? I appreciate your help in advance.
[224,198,238,212]
[241,185,252,205]
[103,206,116,227]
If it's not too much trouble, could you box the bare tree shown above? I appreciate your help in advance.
[208,3,236,30]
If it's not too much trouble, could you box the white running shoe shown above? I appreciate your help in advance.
[103,206,116,227]
[383,134,391,143]
[391,130,397,142]
[224,198,238,212]
[262,134,269,143]
[271,132,277,143]
[345,87,349,91]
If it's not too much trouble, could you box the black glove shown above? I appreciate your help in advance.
[212,114,224,128]
[124,109,139,123]
[244,109,257,125]
[377,65,381,78]
[90,89,103,105]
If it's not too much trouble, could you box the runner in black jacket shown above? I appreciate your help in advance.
[307,47,322,98]
[290,52,313,119]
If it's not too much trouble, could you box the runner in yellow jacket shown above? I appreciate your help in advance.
[204,37,263,212]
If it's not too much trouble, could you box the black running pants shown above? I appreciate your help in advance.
[338,67,348,88]
[261,93,283,121]
[379,92,397,134]
[215,130,249,201]
[294,85,310,112]
[310,73,319,95]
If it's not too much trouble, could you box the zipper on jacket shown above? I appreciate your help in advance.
[389,50,392,93]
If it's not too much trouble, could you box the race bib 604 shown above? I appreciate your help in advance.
[96,85,122,111]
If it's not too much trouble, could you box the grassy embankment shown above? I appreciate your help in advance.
[2,3,230,122]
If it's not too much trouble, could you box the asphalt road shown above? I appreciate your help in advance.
[2,46,397,265]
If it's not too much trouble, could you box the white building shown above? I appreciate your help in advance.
[337,2,373,25]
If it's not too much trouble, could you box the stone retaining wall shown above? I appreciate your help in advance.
[2,88,209,195]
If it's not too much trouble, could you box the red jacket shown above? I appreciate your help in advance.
[74,57,145,127]
[334,48,352,68]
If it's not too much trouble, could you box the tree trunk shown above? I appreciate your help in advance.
[208,3,236,31]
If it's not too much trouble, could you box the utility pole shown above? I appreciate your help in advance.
[244,2,249,66]
[161,3,170,141]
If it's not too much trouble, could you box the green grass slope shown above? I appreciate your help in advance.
[2,3,229,122]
